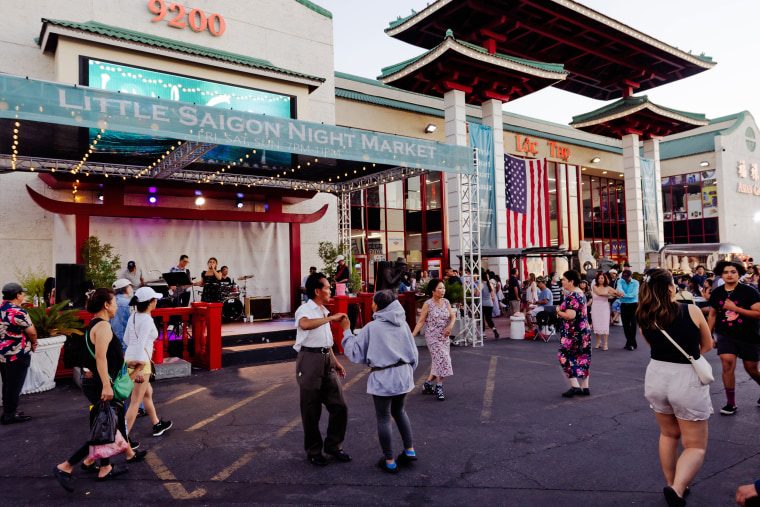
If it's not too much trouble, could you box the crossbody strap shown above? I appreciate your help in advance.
[655,324,694,361]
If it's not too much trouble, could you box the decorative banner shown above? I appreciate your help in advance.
[468,123,497,249]
[0,74,474,175]
[641,157,660,252]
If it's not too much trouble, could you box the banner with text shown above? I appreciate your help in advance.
[469,123,497,249]
[0,74,473,175]
[641,157,660,252]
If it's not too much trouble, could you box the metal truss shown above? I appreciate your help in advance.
[148,141,218,179]
[0,155,142,179]
[453,148,483,347]
[333,166,429,194]
[337,191,351,264]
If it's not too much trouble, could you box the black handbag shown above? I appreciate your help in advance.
[88,401,118,445]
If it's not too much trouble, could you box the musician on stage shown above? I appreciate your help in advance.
[201,257,223,303]
[168,254,198,306]
[219,266,232,286]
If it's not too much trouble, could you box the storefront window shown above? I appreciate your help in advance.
[581,174,626,260]
[350,190,364,206]
[548,162,558,246]
[350,230,366,255]
[567,165,579,250]
[367,207,385,230]
[405,178,422,210]
[387,233,404,262]
[366,186,384,207]
[662,170,719,244]
[425,173,441,209]
[367,232,386,257]
[387,209,404,231]
[406,233,422,266]
[386,180,404,209]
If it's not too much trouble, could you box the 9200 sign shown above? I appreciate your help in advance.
[149,0,226,37]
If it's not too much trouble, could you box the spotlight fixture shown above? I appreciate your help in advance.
[591,157,601,163]
[148,195,158,204]
[97,192,103,201]
[236,199,244,209]
[424,123,437,134]
[700,161,710,167]
[195,196,205,206]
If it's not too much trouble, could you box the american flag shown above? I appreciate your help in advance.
[504,154,549,251]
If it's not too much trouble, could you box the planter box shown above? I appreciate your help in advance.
[22,335,67,394]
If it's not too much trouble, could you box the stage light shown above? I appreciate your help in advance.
[424,123,437,134]
[195,196,205,206]
[148,195,158,204]
[236,199,244,208]
[98,192,103,201]
[700,161,710,167]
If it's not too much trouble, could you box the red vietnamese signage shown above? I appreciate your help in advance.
[514,135,572,161]
[149,1,226,36]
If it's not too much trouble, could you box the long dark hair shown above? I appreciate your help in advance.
[636,268,679,330]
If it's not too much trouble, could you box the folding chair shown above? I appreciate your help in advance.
[535,306,560,343]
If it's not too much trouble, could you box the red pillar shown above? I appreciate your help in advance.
[75,214,89,263]
[290,222,301,313]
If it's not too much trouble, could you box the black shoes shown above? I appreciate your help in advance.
[580,388,591,396]
[397,451,418,464]
[96,465,129,482]
[562,387,583,398]
[152,419,173,437]
[720,404,738,415]
[81,461,100,473]
[422,381,435,395]
[663,486,686,507]
[129,439,140,451]
[53,466,74,492]
[623,345,636,351]
[435,384,445,401]
[1,412,32,424]
[127,450,147,464]
[378,458,399,474]
[325,449,352,462]
[136,408,148,418]
[309,454,328,466]
[493,329,500,340]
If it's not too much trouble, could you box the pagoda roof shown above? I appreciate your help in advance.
[570,95,709,139]
[378,30,567,104]
[386,0,715,101]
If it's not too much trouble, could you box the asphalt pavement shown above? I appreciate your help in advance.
[2,318,759,506]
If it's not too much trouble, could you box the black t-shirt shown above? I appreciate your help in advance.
[642,304,701,364]
[709,283,760,342]
[219,277,232,285]
[507,276,520,301]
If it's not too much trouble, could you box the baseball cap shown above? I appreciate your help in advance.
[622,269,633,277]
[127,261,136,269]
[112,279,131,290]
[336,255,345,262]
[134,286,163,303]
[2,283,28,298]
[608,269,618,274]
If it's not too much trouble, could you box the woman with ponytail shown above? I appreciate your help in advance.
[637,269,713,506]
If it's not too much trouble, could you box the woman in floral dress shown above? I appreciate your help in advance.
[412,279,456,401]
[556,270,592,398]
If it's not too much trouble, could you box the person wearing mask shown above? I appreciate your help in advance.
[341,290,418,473]
[53,288,146,492]
[637,269,713,506]
[0,283,38,424]
[617,270,640,351]
[124,287,173,441]
[294,273,351,466]
[411,279,456,401]
[110,279,133,350]
[707,261,760,416]
[557,270,592,397]
[475,273,499,340]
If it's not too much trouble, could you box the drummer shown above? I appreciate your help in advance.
[219,266,232,286]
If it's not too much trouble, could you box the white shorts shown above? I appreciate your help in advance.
[644,359,713,421]
[529,306,545,318]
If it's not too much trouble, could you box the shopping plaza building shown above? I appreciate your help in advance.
[1,0,758,314]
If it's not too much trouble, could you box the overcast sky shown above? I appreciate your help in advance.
[317,0,759,126]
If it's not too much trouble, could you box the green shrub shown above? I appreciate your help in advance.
[81,236,121,289]
[14,264,48,303]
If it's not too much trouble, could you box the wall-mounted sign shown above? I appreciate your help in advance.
[149,0,226,36]
[513,135,571,160]
[736,159,760,196]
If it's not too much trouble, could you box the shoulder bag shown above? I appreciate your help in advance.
[133,316,157,382]
[85,329,134,401]
[656,325,714,385]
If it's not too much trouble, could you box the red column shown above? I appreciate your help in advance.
[290,222,301,313]
[75,214,89,264]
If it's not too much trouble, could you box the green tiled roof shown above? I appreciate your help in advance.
[335,86,621,154]
[571,95,707,125]
[387,11,417,29]
[378,30,565,79]
[294,0,332,19]
[655,112,748,160]
[40,19,325,83]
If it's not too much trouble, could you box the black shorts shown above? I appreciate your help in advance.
[716,334,760,362]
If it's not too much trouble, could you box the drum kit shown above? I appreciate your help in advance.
[218,274,253,322]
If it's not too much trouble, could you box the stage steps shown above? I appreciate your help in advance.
[221,326,297,367]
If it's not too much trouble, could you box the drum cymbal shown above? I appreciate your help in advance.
[237,275,254,281]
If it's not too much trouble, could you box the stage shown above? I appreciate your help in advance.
[220,318,298,367]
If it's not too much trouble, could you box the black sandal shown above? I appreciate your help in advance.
[81,461,100,473]
[126,450,147,464]
[96,465,129,481]
[53,466,74,492]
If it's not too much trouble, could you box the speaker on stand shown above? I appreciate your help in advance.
[55,263,87,309]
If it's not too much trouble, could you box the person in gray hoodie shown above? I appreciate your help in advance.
[341,290,418,473]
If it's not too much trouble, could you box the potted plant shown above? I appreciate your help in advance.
[22,300,84,394]
[81,236,122,288]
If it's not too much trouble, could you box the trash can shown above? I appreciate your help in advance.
[510,314,526,340]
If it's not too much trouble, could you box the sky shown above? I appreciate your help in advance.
[316,0,760,126]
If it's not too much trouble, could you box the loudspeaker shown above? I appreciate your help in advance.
[245,297,272,321]
[56,263,87,309]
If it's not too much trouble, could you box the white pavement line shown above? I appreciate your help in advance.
[481,356,498,424]
[155,387,207,409]
[185,382,284,432]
